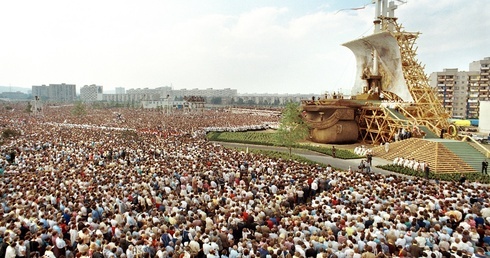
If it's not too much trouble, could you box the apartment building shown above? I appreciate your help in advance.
[80,84,103,102]
[234,93,315,106]
[468,58,490,118]
[32,83,76,102]
[115,87,125,94]
[172,88,237,103]
[429,57,490,119]
[31,85,49,100]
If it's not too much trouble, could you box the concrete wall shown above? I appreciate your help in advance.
[479,101,490,133]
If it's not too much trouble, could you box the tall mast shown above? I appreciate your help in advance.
[373,0,382,33]
[387,1,397,31]
[372,0,383,75]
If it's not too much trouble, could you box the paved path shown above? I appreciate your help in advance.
[214,141,415,178]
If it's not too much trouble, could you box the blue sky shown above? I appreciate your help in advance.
[0,0,488,95]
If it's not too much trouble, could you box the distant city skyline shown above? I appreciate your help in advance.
[1,0,488,95]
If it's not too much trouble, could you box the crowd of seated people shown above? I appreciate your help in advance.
[0,104,489,258]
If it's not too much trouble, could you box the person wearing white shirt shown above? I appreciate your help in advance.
[393,157,399,165]
[43,246,56,258]
[395,234,406,249]
[69,225,78,248]
[56,234,67,257]
[311,181,318,196]
[397,158,404,166]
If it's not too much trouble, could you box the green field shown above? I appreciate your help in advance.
[206,131,362,159]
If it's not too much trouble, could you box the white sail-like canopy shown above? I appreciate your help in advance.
[343,31,414,102]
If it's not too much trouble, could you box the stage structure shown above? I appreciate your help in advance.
[302,0,450,145]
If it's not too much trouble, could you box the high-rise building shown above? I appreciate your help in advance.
[429,57,490,119]
[49,83,76,102]
[468,58,490,118]
[429,68,465,118]
[31,83,76,102]
[115,87,125,94]
[31,85,49,100]
[80,84,103,102]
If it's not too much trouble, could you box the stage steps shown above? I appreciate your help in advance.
[441,141,485,173]
[371,138,478,173]
[386,107,407,121]
[419,126,439,139]
[385,108,439,139]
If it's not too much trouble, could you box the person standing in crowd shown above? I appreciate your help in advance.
[482,159,488,175]
[366,151,373,166]
[459,173,467,184]
[424,163,430,180]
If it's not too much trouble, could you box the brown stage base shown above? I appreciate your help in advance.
[310,120,359,144]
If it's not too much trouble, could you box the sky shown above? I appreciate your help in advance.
[0,0,489,95]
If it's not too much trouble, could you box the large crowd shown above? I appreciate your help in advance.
[0,104,490,258]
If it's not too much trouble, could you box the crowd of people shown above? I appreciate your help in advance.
[0,104,490,258]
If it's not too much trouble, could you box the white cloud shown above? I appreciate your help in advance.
[396,0,490,72]
[0,0,488,94]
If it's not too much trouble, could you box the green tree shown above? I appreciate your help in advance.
[210,97,222,105]
[274,102,309,156]
[72,101,87,116]
[273,98,280,106]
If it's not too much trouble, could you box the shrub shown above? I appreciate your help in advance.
[231,148,342,170]
[301,144,362,159]
[206,131,277,146]
[377,164,490,184]
[206,131,361,159]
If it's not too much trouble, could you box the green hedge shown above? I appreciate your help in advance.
[300,144,362,159]
[231,148,342,171]
[206,131,276,146]
[206,131,361,159]
[377,164,490,184]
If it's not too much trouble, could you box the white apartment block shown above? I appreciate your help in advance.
[234,93,316,106]
[124,86,172,101]
[172,88,237,97]
[94,83,324,107]
[429,57,490,119]
[80,84,103,102]
[105,86,238,104]
[115,87,125,94]
[32,85,49,100]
